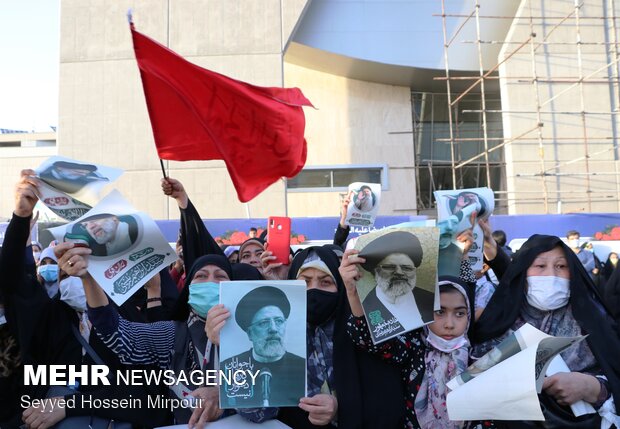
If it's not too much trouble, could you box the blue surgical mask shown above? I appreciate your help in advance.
[38,264,59,283]
[188,282,220,318]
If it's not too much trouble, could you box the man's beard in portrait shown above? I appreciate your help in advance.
[89,220,117,245]
[254,334,285,359]
[376,271,416,301]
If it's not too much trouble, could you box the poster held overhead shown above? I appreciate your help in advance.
[345,182,381,228]
[47,190,176,306]
[434,187,495,272]
[34,156,123,221]
[218,280,307,409]
[353,227,439,344]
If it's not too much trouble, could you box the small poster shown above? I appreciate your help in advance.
[434,187,494,272]
[47,190,176,306]
[354,227,440,344]
[35,156,123,221]
[219,280,307,409]
[344,182,381,227]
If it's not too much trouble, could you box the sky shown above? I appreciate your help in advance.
[0,1,60,132]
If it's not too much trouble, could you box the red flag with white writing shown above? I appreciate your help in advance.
[130,22,313,202]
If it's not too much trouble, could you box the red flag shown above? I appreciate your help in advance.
[130,22,313,202]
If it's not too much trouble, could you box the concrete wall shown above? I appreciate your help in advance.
[283,63,416,218]
[500,0,620,214]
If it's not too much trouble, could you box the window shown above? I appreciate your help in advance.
[412,91,505,212]
[287,165,387,191]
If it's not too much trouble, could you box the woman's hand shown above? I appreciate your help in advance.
[478,218,497,261]
[161,177,189,209]
[205,304,230,346]
[543,372,601,406]
[15,169,40,218]
[54,242,92,279]
[22,396,66,429]
[188,387,224,429]
[338,249,365,317]
[260,243,291,280]
[299,394,338,426]
[456,229,474,257]
[339,193,352,228]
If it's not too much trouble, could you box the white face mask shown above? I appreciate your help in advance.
[426,329,469,353]
[526,276,570,311]
[568,239,580,249]
[59,277,87,312]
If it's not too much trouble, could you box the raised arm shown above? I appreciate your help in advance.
[333,193,351,248]
[55,243,176,368]
[162,177,224,273]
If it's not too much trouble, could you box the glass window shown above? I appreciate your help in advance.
[288,166,385,191]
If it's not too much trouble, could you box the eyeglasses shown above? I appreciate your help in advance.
[250,317,286,330]
[377,264,415,274]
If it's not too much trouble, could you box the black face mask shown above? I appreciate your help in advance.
[307,289,339,326]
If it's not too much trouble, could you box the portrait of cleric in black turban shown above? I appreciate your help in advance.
[66,213,140,258]
[219,284,306,409]
[357,230,437,344]
[39,160,109,194]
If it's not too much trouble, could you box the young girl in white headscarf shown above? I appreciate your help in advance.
[341,247,473,429]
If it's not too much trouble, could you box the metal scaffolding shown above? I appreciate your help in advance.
[432,0,620,214]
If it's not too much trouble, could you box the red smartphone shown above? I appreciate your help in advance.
[267,216,291,265]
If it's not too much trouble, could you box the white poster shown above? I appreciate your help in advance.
[48,190,176,306]
[35,156,123,221]
[354,227,440,344]
[434,187,495,271]
[446,324,586,421]
[345,182,381,228]
[219,280,307,409]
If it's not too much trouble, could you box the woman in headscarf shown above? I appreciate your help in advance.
[209,245,405,428]
[6,170,168,429]
[601,252,618,284]
[474,234,620,427]
[294,245,402,428]
[61,245,240,427]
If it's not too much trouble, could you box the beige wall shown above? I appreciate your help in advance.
[500,0,620,214]
[283,63,416,218]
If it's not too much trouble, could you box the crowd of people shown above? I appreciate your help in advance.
[1,169,619,429]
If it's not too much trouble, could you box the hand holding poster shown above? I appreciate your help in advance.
[446,323,586,421]
[345,182,381,227]
[47,190,176,306]
[353,227,439,344]
[35,156,123,221]
[434,187,495,272]
[218,280,307,409]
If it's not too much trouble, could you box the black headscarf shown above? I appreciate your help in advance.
[474,234,620,406]
[232,263,264,281]
[172,254,232,321]
[284,246,404,429]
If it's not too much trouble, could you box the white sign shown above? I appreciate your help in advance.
[48,190,176,306]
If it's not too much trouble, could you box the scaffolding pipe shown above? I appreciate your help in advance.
[474,0,492,187]
[527,0,550,213]
[441,0,458,188]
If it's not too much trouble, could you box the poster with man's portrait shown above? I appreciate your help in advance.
[345,182,381,228]
[219,280,307,409]
[354,227,440,344]
[35,156,123,221]
[434,187,495,273]
[48,190,176,306]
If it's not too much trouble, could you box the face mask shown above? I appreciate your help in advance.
[611,258,618,266]
[33,251,41,261]
[188,282,219,318]
[568,239,580,249]
[307,289,339,326]
[427,329,469,353]
[526,276,570,311]
[38,264,59,283]
[60,277,87,312]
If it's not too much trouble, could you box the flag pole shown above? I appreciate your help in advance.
[159,159,168,179]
